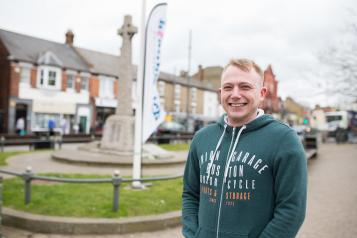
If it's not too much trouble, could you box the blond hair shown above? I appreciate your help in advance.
[223,58,264,81]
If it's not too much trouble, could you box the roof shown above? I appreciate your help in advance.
[0,28,89,72]
[0,28,216,91]
[75,47,121,77]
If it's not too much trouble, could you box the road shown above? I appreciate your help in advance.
[2,142,357,237]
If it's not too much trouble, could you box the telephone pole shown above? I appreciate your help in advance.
[186,30,192,131]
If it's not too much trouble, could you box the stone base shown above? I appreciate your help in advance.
[78,142,174,160]
[101,115,134,152]
[51,145,184,168]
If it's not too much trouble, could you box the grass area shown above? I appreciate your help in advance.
[0,151,29,166]
[3,173,183,218]
[158,143,190,151]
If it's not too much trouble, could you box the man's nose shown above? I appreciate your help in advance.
[231,86,241,98]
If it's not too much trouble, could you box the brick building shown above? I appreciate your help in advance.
[0,28,220,134]
[260,65,280,115]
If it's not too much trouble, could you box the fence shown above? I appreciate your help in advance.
[0,134,100,152]
[0,168,182,213]
[0,133,194,152]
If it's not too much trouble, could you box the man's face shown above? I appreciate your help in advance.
[219,65,267,127]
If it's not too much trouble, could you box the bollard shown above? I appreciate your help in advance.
[23,166,33,205]
[112,170,121,212]
[0,136,4,153]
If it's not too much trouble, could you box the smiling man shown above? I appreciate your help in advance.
[182,58,307,238]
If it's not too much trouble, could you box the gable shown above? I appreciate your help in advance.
[37,51,63,67]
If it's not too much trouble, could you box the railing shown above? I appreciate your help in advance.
[0,134,100,152]
[0,133,194,151]
[0,168,183,212]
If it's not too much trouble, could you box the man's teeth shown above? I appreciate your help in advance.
[230,103,245,107]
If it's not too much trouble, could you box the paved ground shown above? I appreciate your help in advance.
[296,142,357,238]
[2,142,357,237]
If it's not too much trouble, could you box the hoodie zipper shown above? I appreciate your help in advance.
[216,127,235,238]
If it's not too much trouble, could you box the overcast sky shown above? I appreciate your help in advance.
[0,0,355,107]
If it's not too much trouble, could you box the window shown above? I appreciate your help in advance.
[175,101,180,113]
[37,66,61,89]
[99,76,114,98]
[158,81,165,96]
[40,70,44,85]
[66,74,75,89]
[20,66,31,84]
[48,70,57,86]
[160,97,165,108]
[174,84,181,100]
[34,113,60,129]
[191,87,197,102]
[192,104,197,114]
[81,76,89,91]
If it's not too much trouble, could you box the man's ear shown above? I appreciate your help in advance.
[260,87,268,98]
[217,88,222,104]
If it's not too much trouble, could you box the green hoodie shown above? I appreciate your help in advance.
[182,113,307,238]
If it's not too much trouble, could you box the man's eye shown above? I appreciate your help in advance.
[223,86,232,90]
[241,85,251,90]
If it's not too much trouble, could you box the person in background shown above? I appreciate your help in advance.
[16,117,25,135]
[48,119,56,136]
[182,58,307,238]
[60,118,68,135]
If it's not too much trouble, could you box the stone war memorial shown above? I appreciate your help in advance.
[51,15,176,167]
[100,15,137,155]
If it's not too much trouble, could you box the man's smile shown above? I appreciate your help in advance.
[228,102,247,107]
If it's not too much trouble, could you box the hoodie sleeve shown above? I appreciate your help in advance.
[182,139,201,238]
[259,130,307,238]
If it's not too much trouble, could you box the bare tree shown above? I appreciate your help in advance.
[319,11,357,101]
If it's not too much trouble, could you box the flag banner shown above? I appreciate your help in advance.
[142,3,167,142]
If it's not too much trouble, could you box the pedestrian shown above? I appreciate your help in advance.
[60,118,68,135]
[48,119,56,136]
[15,117,25,135]
[73,123,79,134]
[182,58,307,238]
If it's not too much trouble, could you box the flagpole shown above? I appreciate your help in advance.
[133,0,146,188]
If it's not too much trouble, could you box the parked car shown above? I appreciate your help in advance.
[325,111,353,143]
[292,125,318,159]
[292,125,311,141]
[153,121,187,144]
[157,121,186,134]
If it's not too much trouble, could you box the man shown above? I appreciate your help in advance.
[182,58,307,238]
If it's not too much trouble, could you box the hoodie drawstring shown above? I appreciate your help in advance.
[223,125,246,183]
[206,124,227,180]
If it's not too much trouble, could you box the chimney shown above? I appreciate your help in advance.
[65,30,74,45]
[198,65,204,81]
[180,70,188,78]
